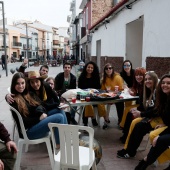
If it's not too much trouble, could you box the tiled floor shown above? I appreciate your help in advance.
[1,63,169,170]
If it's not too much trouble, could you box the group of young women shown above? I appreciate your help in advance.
[6,60,170,169]
[116,62,170,169]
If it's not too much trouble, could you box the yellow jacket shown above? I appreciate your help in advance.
[101,74,123,91]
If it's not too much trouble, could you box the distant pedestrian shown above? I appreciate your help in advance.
[19,54,23,62]
[1,53,6,70]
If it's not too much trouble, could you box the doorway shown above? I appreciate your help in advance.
[126,16,144,68]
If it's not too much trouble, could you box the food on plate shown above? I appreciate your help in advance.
[98,92,117,97]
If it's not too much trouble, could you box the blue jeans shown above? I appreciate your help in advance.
[47,108,68,124]
[27,113,65,144]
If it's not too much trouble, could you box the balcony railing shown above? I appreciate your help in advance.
[23,44,32,50]
[12,42,22,47]
[53,40,59,45]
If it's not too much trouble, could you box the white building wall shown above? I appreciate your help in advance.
[91,0,170,67]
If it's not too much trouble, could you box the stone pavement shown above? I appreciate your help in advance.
[0,62,168,170]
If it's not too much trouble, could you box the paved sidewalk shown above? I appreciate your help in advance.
[0,63,168,170]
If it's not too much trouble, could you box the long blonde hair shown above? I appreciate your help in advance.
[143,72,158,109]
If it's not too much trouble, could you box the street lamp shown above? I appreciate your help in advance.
[23,22,33,67]
[0,1,8,76]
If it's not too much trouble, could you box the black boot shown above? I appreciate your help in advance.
[135,159,149,170]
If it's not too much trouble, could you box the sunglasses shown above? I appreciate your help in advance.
[123,65,131,68]
[105,67,113,70]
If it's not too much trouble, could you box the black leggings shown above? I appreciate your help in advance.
[147,134,170,165]
[115,102,124,124]
[122,112,134,139]
[126,120,153,156]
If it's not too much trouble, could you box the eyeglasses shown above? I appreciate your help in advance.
[105,67,113,70]
[145,71,154,74]
[123,65,131,68]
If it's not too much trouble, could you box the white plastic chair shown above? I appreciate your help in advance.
[7,87,16,140]
[48,123,97,170]
[7,103,54,170]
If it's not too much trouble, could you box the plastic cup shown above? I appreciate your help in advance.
[71,94,77,103]
[115,86,119,92]
[85,96,90,102]
[80,95,86,102]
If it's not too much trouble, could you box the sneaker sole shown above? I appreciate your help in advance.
[117,154,135,159]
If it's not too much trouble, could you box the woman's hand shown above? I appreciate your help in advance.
[132,110,141,118]
[6,94,15,104]
[40,113,47,120]
[129,89,135,96]
[154,124,166,130]
[0,159,4,170]
[152,136,159,147]
[130,107,137,112]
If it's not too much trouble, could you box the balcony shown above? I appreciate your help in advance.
[42,45,46,49]
[53,45,60,49]
[23,44,32,50]
[53,40,59,45]
[35,47,39,51]
[12,42,22,48]
[1,42,9,48]
[53,35,59,41]
[67,15,71,23]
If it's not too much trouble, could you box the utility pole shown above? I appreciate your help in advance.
[0,1,8,76]
[25,23,29,67]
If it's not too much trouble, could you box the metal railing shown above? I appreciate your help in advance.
[12,42,22,47]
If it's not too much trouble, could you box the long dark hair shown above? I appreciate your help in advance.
[11,72,40,116]
[155,74,170,114]
[27,78,45,101]
[11,72,28,95]
[78,61,100,80]
[121,60,133,76]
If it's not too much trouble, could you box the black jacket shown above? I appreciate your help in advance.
[0,122,11,143]
[11,98,46,138]
[55,72,76,95]
[29,82,60,111]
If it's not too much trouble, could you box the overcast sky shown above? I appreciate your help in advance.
[2,0,71,27]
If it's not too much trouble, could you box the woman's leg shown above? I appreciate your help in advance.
[124,117,143,149]
[146,134,170,165]
[120,101,138,128]
[149,127,170,164]
[115,102,124,125]
[121,112,134,140]
[27,113,65,144]
[126,121,153,156]
[47,108,68,124]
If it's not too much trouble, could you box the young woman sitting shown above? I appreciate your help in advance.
[10,72,67,148]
